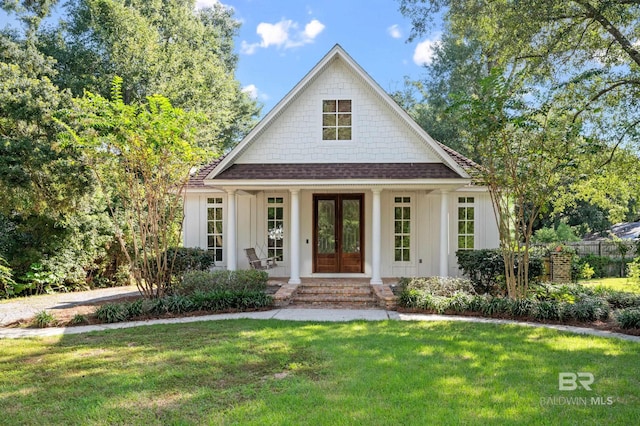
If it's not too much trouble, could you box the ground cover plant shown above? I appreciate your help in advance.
[399,277,640,331]
[0,320,638,425]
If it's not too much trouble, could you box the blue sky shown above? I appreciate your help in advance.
[207,0,442,114]
[1,1,443,115]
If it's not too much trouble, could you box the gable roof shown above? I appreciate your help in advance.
[202,44,474,183]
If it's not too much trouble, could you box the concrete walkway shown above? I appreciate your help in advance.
[1,287,639,342]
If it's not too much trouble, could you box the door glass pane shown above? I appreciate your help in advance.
[317,200,335,254]
[342,199,360,254]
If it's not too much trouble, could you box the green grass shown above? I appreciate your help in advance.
[1,320,638,425]
[580,277,640,293]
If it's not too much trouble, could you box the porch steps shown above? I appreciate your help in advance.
[289,282,380,309]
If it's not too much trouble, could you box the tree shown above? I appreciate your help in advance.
[69,78,204,298]
[39,0,260,152]
[399,0,640,151]
[454,70,592,298]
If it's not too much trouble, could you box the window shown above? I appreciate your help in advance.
[394,196,411,262]
[458,197,475,250]
[207,197,223,262]
[267,197,284,261]
[322,99,352,140]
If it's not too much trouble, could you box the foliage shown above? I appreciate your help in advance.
[38,0,260,152]
[456,249,544,295]
[32,310,56,328]
[70,314,88,325]
[578,263,595,280]
[629,257,640,285]
[531,223,580,244]
[398,276,475,297]
[400,280,612,323]
[94,289,272,323]
[0,256,16,298]
[398,0,640,298]
[615,308,640,329]
[160,247,216,281]
[573,254,633,279]
[175,269,268,296]
[68,79,204,298]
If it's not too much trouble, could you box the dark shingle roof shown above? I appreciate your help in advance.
[212,163,462,180]
[187,144,476,187]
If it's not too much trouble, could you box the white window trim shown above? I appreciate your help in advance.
[391,193,415,265]
[264,192,289,265]
[206,196,225,265]
[457,197,475,251]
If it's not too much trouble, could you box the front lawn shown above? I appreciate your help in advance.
[1,320,638,425]
[581,277,640,294]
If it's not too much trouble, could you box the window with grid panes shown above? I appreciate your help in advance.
[267,197,284,261]
[394,196,411,262]
[322,99,352,140]
[206,197,223,262]
[458,197,475,250]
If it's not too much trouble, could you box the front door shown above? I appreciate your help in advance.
[313,194,364,273]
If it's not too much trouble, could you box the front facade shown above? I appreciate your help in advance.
[183,45,499,284]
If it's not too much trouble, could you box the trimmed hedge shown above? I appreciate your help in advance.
[456,249,544,295]
[174,270,268,295]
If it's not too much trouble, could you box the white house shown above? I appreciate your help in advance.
[183,44,499,284]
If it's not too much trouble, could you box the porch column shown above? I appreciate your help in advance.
[439,190,449,277]
[226,188,237,271]
[289,189,301,284]
[370,188,383,284]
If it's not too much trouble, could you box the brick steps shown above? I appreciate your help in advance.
[290,283,379,309]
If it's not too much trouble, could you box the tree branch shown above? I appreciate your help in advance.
[574,0,640,67]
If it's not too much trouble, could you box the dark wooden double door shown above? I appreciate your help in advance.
[313,194,364,273]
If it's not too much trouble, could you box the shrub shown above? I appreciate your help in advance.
[398,276,475,297]
[176,270,268,296]
[165,247,216,278]
[533,300,561,321]
[563,297,610,322]
[615,308,640,329]
[573,254,632,279]
[71,314,88,325]
[92,289,272,323]
[579,262,595,280]
[603,291,640,309]
[95,303,130,323]
[33,310,56,328]
[456,249,544,295]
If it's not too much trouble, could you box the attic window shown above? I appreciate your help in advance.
[322,99,352,140]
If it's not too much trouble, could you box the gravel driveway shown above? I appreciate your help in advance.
[0,285,140,326]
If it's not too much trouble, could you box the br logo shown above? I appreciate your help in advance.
[559,372,594,391]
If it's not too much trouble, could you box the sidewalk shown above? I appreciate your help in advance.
[1,287,639,342]
[1,306,638,342]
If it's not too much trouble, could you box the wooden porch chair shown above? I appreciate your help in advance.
[244,248,278,270]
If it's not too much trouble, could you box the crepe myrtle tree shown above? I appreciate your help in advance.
[65,77,208,298]
[456,70,593,298]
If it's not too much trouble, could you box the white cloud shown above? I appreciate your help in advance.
[413,36,441,66]
[240,18,325,55]
[304,19,325,40]
[194,0,218,10]
[387,24,402,39]
[241,84,258,99]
